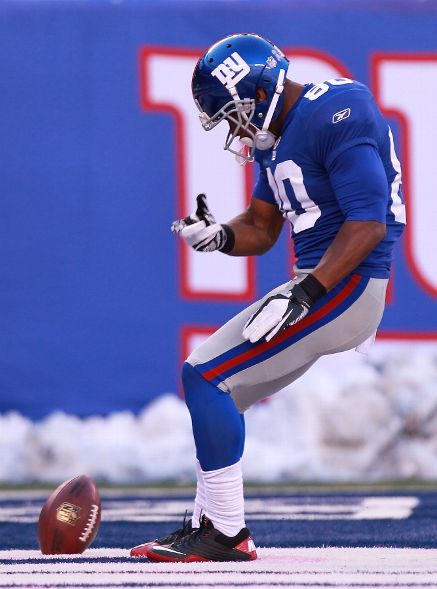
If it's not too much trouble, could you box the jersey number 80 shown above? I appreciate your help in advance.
[304,77,353,101]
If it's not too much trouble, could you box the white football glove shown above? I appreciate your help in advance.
[171,194,234,253]
[242,276,326,343]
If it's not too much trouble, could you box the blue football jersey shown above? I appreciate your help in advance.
[253,78,406,278]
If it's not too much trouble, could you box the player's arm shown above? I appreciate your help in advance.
[312,143,389,291]
[172,194,284,256]
[311,220,385,291]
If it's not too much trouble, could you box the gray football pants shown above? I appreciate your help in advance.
[187,272,388,413]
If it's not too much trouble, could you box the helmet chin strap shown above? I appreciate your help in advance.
[254,68,286,150]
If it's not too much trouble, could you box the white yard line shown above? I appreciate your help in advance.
[0,496,419,523]
[1,548,437,588]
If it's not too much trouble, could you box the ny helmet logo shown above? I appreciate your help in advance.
[211,52,250,89]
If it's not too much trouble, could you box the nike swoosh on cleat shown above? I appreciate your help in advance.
[152,546,186,556]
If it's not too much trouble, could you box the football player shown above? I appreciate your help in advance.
[131,32,406,562]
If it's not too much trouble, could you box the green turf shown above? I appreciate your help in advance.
[2,480,437,493]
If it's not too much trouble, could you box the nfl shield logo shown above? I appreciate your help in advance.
[56,502,81,526]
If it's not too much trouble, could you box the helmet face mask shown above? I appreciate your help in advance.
[195,96,258,162]
[192,33,289,162]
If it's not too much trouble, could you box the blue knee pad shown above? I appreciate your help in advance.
[182,362,245,471]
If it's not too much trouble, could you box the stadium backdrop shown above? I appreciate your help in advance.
[0,0,436,419]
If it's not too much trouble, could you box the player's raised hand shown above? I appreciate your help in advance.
[242,275,327,343]
[171,193,216,232]
[171,194,235,253]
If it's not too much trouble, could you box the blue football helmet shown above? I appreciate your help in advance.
[192,33,289,162]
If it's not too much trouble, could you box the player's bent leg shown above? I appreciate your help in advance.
[143,363,257,563]
[131,364,251,561]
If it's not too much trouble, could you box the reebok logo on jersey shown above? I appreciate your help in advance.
[211,52,250,89]
[332,108,351,123]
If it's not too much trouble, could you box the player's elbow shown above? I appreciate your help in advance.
[372,221,386,243]
[363,220,386,249]
[345,219,386,249]
[259,231,278,254]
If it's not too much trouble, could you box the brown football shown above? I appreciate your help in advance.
[38,474,101,554]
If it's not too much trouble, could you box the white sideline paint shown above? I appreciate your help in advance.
[0,496,419,523]
[2,548,437,588]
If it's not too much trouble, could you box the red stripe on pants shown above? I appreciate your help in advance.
[201,274,362,382]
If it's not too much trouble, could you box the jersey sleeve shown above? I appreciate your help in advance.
[310,85,383,169]
[328,143,388,223]
[252,164,277,205]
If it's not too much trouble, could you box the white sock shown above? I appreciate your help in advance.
[202,460,245,537]
[192,459,206,528]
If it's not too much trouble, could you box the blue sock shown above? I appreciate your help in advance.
[182,362,245,471]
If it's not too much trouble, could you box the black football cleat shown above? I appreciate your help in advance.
[130,514,194,557]
[146,515,257,562]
